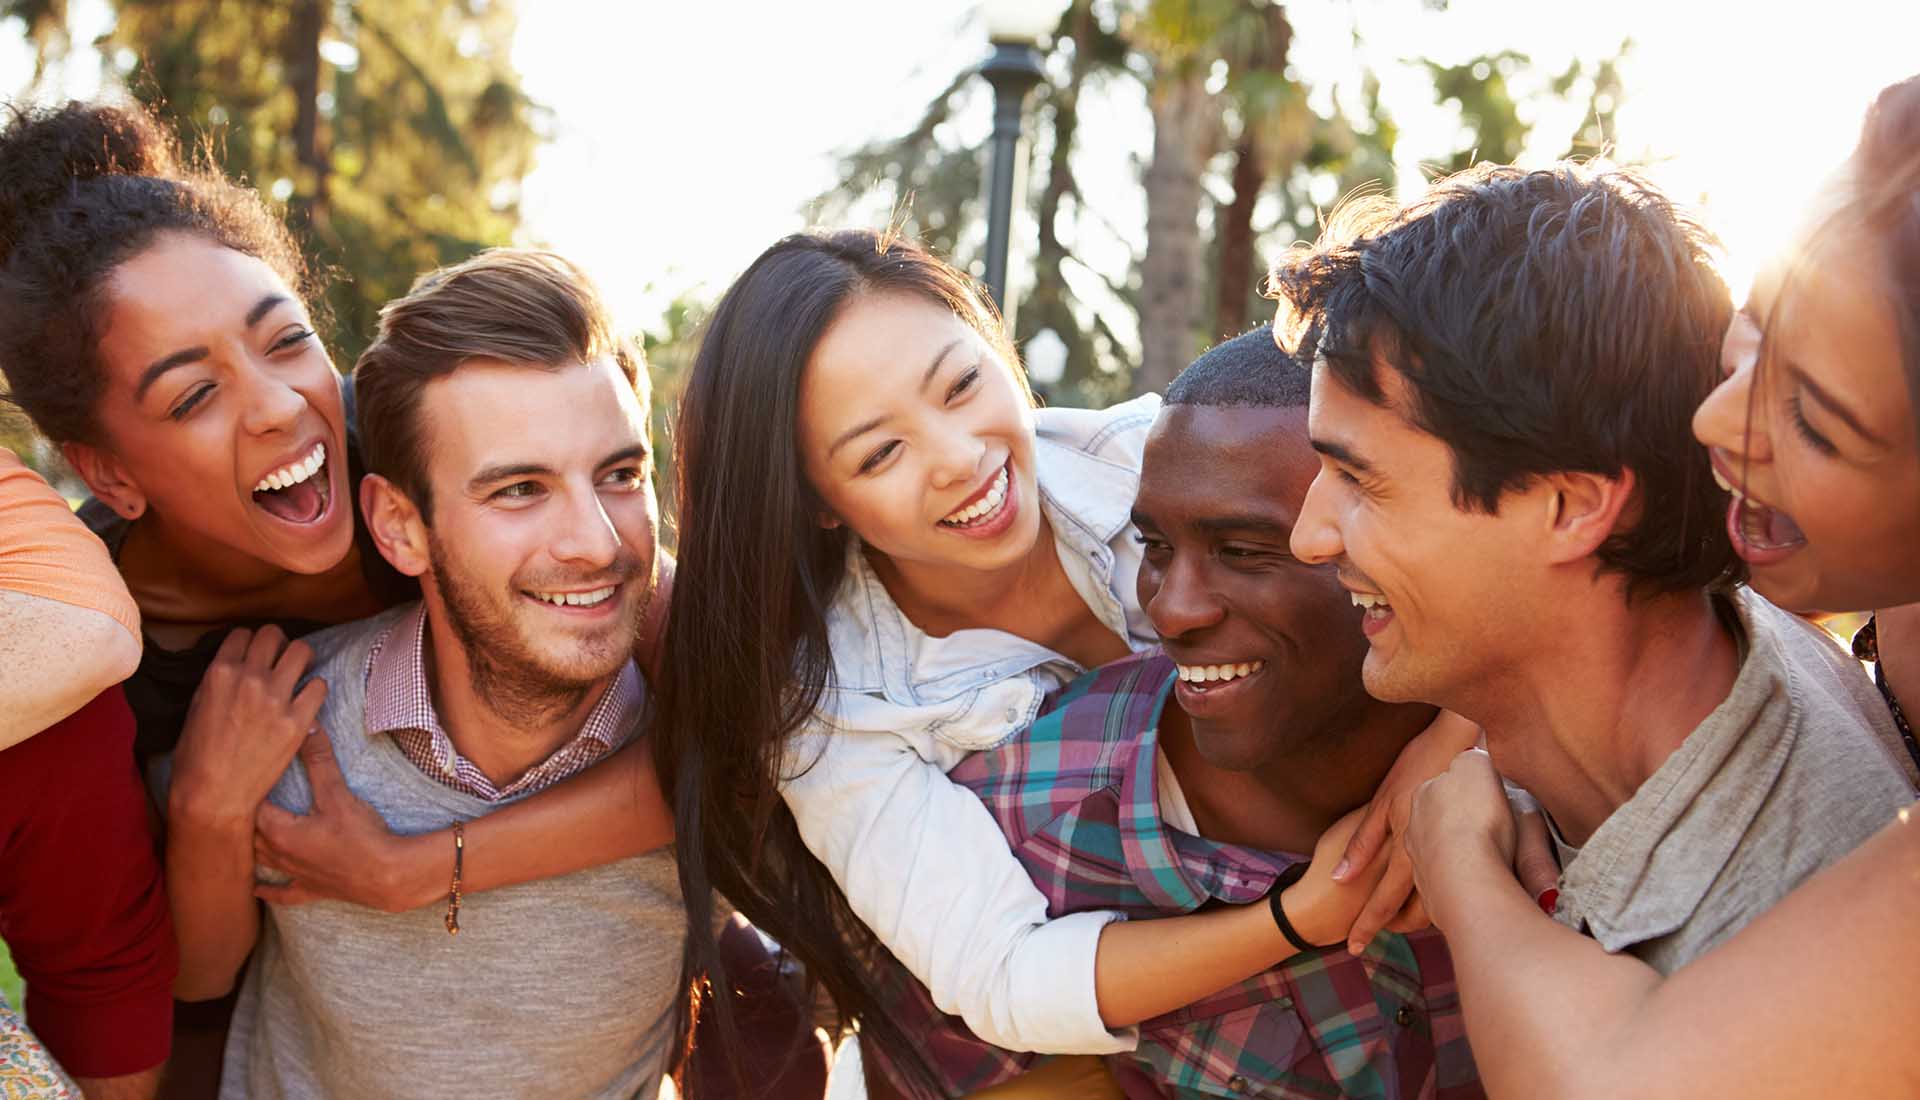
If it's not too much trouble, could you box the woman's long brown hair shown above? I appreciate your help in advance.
[655,229,1019,1096]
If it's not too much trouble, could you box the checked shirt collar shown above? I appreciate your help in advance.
[363,603,640,802]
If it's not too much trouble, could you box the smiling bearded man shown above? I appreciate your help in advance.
[162,249,684,1100]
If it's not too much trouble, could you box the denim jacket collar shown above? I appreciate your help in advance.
[823,411,1150,708]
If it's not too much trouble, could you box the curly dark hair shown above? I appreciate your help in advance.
[1269,163,1737,598]
[0,99,315,446]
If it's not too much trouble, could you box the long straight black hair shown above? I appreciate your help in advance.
[655,229,1022,1095]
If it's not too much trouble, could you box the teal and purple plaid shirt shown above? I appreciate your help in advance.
[872,651,1482,1100]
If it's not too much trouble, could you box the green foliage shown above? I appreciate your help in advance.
[1426,50,1532,171]
[104,0,541,366]
[638,291,708,537]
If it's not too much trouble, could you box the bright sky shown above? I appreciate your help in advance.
[7,0,1919,338]
[508,0,1919,337]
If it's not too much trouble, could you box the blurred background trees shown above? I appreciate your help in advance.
[4,0,540,369]
[814,0,1628,403]
[2,0,1632,483]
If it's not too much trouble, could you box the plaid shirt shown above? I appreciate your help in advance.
[875,651,1482,1100]
[364,604,637,801]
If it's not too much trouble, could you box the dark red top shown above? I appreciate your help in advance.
[0,688,175,1078]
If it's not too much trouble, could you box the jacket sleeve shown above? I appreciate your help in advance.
[780,721,1137,1054]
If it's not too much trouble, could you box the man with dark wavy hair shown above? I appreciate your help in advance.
[1277,164,1916,974]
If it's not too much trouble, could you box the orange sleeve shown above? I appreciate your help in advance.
[0,448,140,638]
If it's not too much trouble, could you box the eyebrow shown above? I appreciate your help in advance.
[919,337,966,393]
[468,462,554,493]
[1308,436,1377,475]
[135,347,210,400]
[1195,514,1292,536]
[1130,508,1291,536]
[1788,364,1889,448]
[134,293,293,401]
[246,293,290,327]
[467,444,652,493]
[599,443,651,468]
[825,337,970,460]
[828,415,888,459]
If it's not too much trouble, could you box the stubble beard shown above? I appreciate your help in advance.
[425,530,648,729]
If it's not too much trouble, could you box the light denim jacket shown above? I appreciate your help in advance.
[781,393,1162,1054]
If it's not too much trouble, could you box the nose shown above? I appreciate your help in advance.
[1692,313,1771,465]
[548,485,622,571]
[927,421,988,492]
[1145,551,1224,640]
[1289,468,1345,566]
[238,363,308,437]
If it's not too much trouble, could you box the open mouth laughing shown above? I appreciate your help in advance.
[1710,458,1807,564]
[250,441,333,526]
[937,460,1016,536]
[1170,656,1267,716]
[1350,590,1395,637]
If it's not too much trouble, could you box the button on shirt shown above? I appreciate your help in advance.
[871,653,1483,1100]
[780,394,1164,1055]
[364,604,636,801]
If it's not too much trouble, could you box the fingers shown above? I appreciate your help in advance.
[295,730,347,806]
[1333,796,1388,883]
[1512,810,1561,900]
[1346,844,1416,955]
[290,678,329,735]
[212,626,254,668]
[244,624,290,671]
[268,636,315,698]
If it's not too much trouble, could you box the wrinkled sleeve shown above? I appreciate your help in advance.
[0,449,139,637]
[781,722,1137,1054]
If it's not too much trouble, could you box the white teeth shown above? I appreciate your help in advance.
[531,585,617,608]
[1350,592,1391,610]
[253,443,326,493]
[1176,660,1264,684]
[1712,468,1745,500]
[941,466,1011,526]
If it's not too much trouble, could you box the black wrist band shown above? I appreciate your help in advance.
[1268,861,1332,953]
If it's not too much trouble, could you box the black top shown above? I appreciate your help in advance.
[1853,615,1920,775]
[81,374,415,764]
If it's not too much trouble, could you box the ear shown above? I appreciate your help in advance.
[360,473,430,578]
[62,441,147,520]
[817,510,842,531]
[1540,468,1635,566]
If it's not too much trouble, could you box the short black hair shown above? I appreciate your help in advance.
[1270,163,1737,597]
[1165,324,1310,409]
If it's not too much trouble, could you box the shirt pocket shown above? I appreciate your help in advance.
[924,678,1046,753]
[1135,991,1315,1099]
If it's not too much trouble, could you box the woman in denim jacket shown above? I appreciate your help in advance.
[651,230,1384,1090]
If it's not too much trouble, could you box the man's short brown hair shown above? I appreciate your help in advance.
[353,248,645,520]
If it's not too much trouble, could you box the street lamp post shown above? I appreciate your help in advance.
[978,1,1056,327]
